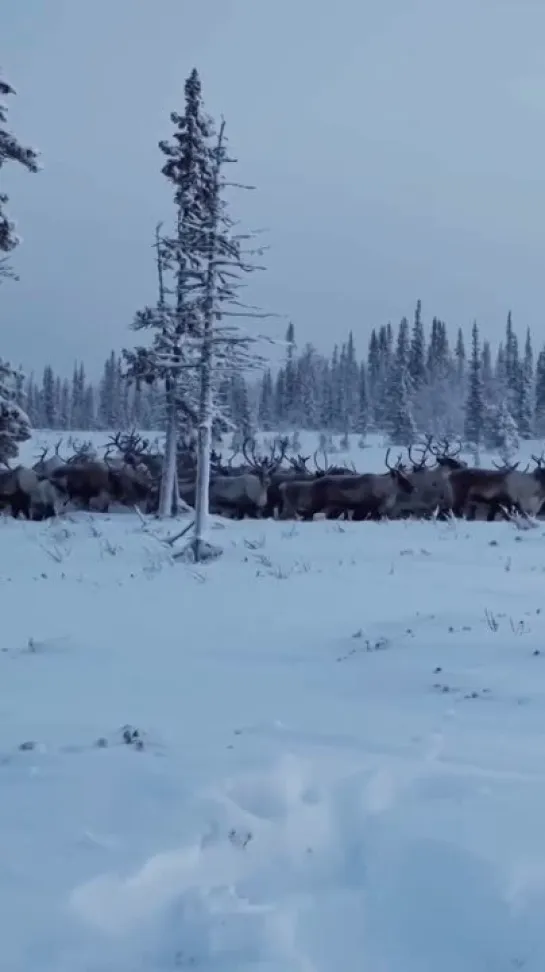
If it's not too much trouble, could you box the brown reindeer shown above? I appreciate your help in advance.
[280,449,413,521]
[446,456,539,521]
[204,437,288,519]
[394,436,467,519]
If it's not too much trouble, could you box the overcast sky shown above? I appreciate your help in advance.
[3,0,545,375]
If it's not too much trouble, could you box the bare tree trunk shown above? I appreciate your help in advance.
[158,378,177,517]
[172,465,181,515]
[193,340,213,559]
[188,122,226,562]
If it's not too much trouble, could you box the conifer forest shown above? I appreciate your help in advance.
[14,306,544,457]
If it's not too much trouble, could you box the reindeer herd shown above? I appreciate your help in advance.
[1,430,545,524]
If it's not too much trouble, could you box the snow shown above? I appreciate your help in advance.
[4,430,545,969]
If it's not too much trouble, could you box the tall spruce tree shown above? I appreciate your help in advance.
[0,359,31,461]
[187,117,271,561]
[534,347,545,435]
[409,299,426,390]
[42,365,56,428]
[258,368,274,429]
[464,321,484,454]
[516,328,534,438]
[124,69,213,516]
[386,317,416,444]
[283,321,297,426]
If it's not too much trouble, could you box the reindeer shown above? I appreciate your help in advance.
[394,436,466,519]
[103,431,161,506]
[312,450,356,478]
[261,448,314,519]
[309,449,358,519]
[206,437,288,519]
[428,437,467,471]
[51,459,113,512]
[274,449,356,521]
[280,449,413,521]
[0,465,61,520]
[445,456,539,521]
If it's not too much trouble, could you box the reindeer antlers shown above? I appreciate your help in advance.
[385,448,404,471]
[242,436,287,473]
[429,436,462,459]
[102,429,151,466]
[492,459,520,472]
[407,434,433,470]
[288,453,311,472]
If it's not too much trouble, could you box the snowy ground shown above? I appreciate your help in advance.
[4,475,545,968]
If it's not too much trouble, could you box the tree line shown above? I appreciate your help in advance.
[258,305,541,456]
[14,302,544,462]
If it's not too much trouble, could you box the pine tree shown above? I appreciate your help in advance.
[342,331,359,431]
[356,362,368,442]
[0,73,39,279]
[386,318,416,443]
[367,329,380,426]
[372,325,393,428]
[515,328,534,438]
[59,379,71,429]
[495,399,519,461]
[283,321,297,425]
[454,327,466,393]
[71,363,84,429]
[297,345,320,429]
[329,344,342,430]
[42,365,56,428]
[409,299,426,391]
[99,351,117,428]
[257,368,274,430]
[124,70,213,516]
[83,384,96,429]
[274,369,286,426]
[504,310,520,412]
[534,348,545,435]
[188,117,271,561]
[0,359,31,462]
[464,321,484,453]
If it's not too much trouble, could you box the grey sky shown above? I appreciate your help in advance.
[3,0,545,376]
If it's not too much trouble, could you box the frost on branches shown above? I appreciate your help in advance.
[182,116,273,563]
[124,69,213,518]
[0,360,31,463]
[0,74,39,271]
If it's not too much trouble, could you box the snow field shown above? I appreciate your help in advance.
[3,502,545,969]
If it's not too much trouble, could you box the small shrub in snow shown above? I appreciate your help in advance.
[337,635,389,661]
[38,542,65,563]
[99,537,120,557]
[243,535,266,550]
[484,609,499,632]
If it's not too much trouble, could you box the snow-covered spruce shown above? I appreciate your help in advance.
[0,73,39,269]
